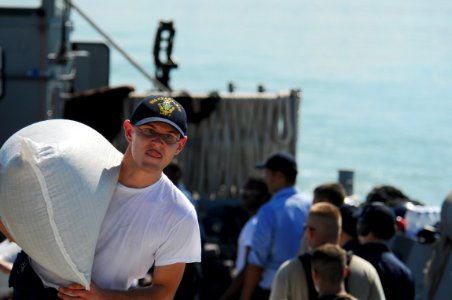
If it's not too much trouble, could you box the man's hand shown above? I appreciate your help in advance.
[58,282,112,300]
[57,263,185,300]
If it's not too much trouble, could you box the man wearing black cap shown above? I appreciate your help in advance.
[339,204,361,252]
[354,202,414,300]
[58,96,201,299]
[241,152,311,300]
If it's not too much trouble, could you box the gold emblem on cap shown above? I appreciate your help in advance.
[159,99,175,116]
[149,97,182,116]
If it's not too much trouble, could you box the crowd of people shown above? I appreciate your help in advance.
[193,150,443,300]
[0,95,448,300]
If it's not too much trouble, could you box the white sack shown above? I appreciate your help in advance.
[0,119,123,288]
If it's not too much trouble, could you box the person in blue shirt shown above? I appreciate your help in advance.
[240,152,311,300]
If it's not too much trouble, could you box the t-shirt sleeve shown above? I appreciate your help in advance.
[242,217,257,248]
[154,209,201,266]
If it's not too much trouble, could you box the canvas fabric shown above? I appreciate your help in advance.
[0,119,123,288]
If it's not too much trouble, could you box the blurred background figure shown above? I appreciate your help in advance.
[164,160,197,209]
[339,204,360,252]
[299,182,346,255]
[163,160,202,300]
[313,182,346,207]
[270,202,384,300]
[424,192,452,300]
[354,202,415,300]
[220,178,270,300]
[311,243,357,300]
[0,239,21,300]
[241,152,311,300]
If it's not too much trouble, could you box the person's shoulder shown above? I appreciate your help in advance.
[157,176,198,216]
[257,199,277,214]
[349,253,372,268]
[279,256,304,274]
[384,251,413,276]
[244,215,258,228]
[287,190,312,206]
[296,191,313,202]
[349,254,380,278]
[318,294,357,300]
[273,256,305,284]
[240,216,257,235]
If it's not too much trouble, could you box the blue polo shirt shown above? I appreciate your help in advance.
[248,186,311,289]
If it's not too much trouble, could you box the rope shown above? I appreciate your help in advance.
[66,0,169,92]
[183,92,300,199]
[115,91,301,199]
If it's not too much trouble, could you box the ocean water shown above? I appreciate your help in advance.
[70,0,452,207]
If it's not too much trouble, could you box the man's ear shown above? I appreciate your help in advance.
[311,269,320,285]
[275,170,285,180]
[344,265,350,279]
[123,120,133,143]
[174,136,187,155]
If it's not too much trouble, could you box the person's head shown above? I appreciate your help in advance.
[256,151,297,194]
[313,183,346,207]
[164,160,183,185]
[240,178,270,214]
[305,202,342,250]
[366,185,409,205]
[124,96,188,172]
[339,204,359,246]
[311,243,348,295]
[366,185,413,218]
[356,202,396,242]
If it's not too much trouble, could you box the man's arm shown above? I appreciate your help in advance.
[240,206,272,300]
[58,263,185,300]
[0,258,13,275]
[219,246,251,300]
[240,264,263,300]
[0,219,15,242]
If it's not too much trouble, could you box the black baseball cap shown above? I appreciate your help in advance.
[356,202,396,239]
[340,204,359,237]
[256,151,297,177]
[130,95,187,136]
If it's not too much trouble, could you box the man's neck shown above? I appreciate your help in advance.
[272,183,293,195]
[358,233,385,244]
[119,154,162,188]
[318,284,345,298]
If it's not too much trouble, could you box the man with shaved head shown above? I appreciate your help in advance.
[311,243,357,300]
[270,203,385,300]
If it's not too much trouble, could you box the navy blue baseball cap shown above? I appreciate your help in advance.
[256,151,298,177]
[340,204,359,237]
[355,202,396,239]
[130,95,187,136]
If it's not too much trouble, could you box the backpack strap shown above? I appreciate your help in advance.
[299,254,319,300]
[344,250,353,293]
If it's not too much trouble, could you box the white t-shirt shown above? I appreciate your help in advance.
[235,216,257,274]
[33,174,201,290]
[91,174,201,290]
